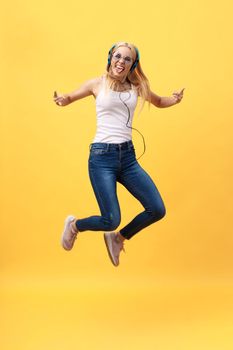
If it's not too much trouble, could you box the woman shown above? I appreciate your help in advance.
[54,41,184,267]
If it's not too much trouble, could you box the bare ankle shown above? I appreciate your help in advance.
[71,220,78,233]
[117,232,125,242]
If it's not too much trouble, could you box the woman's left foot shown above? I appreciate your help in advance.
[103,232,125,266]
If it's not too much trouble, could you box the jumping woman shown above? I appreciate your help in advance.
[53,41,184,266]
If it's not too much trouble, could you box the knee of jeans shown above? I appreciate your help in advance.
[150,203,166,221]
[103,214,121,231]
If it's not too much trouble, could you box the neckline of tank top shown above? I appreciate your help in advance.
[110,87,134,93]
[96,83,137,95]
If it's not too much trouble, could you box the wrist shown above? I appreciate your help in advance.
[64,94,72,104]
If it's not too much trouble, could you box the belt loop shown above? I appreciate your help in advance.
[107,143,110,152]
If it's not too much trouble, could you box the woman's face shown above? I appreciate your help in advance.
[110,46,134,82]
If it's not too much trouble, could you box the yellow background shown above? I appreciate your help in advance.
[1,0,233,349]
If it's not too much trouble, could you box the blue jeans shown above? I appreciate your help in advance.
[75,140,166,239]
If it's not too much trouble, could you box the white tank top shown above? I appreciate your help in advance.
[93,78,138,143]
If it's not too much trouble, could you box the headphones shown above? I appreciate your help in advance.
[107,43,140,72]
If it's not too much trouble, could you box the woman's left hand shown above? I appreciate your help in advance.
[172,88,185,103]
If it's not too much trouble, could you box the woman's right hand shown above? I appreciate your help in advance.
[53,91,70,106]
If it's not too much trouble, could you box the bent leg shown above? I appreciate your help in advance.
[118,161,166,239]
[75,164,121,232]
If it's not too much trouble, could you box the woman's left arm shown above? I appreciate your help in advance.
[150,88,185,108]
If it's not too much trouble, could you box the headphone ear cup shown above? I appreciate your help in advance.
[107,44,116,67]
[107,52,111,66]
[130,58,139,72]
[130,47,140,72]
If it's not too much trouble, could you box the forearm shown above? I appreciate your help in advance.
[54,78,96,107]
[158,95,178,108]
[150,89,184,108]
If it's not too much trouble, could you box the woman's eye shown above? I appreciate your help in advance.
[115,54,121,59]
[125,57,132,62]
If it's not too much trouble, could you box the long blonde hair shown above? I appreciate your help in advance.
[105,42,151,112]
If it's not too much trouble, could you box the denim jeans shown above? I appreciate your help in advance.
[75,140,166,239]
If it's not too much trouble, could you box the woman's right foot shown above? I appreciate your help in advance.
[103,232,125,266]
[61,215,79,250]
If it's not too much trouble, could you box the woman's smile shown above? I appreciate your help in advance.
[114,64,125,74]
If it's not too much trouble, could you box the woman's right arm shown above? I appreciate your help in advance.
[53,77,100,106]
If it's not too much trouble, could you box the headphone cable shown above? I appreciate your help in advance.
[119,91,146,160]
